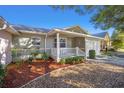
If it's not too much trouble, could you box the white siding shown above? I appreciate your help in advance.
[85,37,100,57]
[46,36,54,48]
[0,30,12,65]
[67,38,72,48]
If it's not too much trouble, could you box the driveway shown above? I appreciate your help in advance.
[94,52,124,67]
[104,56,124,66]
[22,62,124,88]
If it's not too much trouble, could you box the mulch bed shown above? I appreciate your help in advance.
[3,59,70,88]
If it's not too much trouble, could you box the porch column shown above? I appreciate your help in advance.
[76,47,79,56]
[56,33,60,62]
[84,37,87,60]
[44,34,47,52]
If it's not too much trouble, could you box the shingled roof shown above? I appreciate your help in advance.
[93,32,108,38]
[11,24,51,33]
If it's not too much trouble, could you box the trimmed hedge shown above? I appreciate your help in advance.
[60,56,85,64]
[89,50,96,59]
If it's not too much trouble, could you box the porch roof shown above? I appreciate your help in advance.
[48,29,104,40]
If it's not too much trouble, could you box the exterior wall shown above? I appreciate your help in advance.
[13,34,73,49]
[0,30,12,65]
[85,37,101,56]
[66,37,72,48]
[12,33,45,49]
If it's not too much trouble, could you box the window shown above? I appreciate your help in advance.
[32,37,41,47]
[54,38,67,48]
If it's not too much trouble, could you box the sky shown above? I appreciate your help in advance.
[0,5,113,36]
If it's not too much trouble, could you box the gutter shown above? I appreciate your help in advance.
[18,30,47,35]
[50,29,104,40]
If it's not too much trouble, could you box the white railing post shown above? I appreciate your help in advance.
[57,33,60,62]
[76,47,79,56]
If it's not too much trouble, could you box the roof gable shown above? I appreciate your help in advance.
[93,32,109,38]
[64,26,89,34]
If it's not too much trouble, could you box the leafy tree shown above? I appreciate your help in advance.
[111,30,124,49]
[51,5,124,31]
[112,39,123,50]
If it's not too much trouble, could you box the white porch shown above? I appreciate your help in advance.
[46,29,102,62]
[46,30,87,62]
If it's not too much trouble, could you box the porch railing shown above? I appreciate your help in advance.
[11,47,85,62]
[11,48,51,62]
[51,47,85,59]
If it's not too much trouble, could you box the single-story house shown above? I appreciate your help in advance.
[0,16,109,65]
[93,32,111,50]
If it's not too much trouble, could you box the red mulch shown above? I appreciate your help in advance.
[3,59,70,88]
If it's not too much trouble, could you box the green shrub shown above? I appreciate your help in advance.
[60,56,84,64]
[28,56,33,64]
[59,58,66,64]
[89,50,96,59]
[65,57,74,64]
[0,64,6,87]
[42,52,49,60]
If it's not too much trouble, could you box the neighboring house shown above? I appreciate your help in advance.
[93,32,111,50]
[0,17,104,65]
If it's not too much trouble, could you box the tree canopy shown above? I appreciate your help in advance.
[111,30,124,49]
[51,5,124,31]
